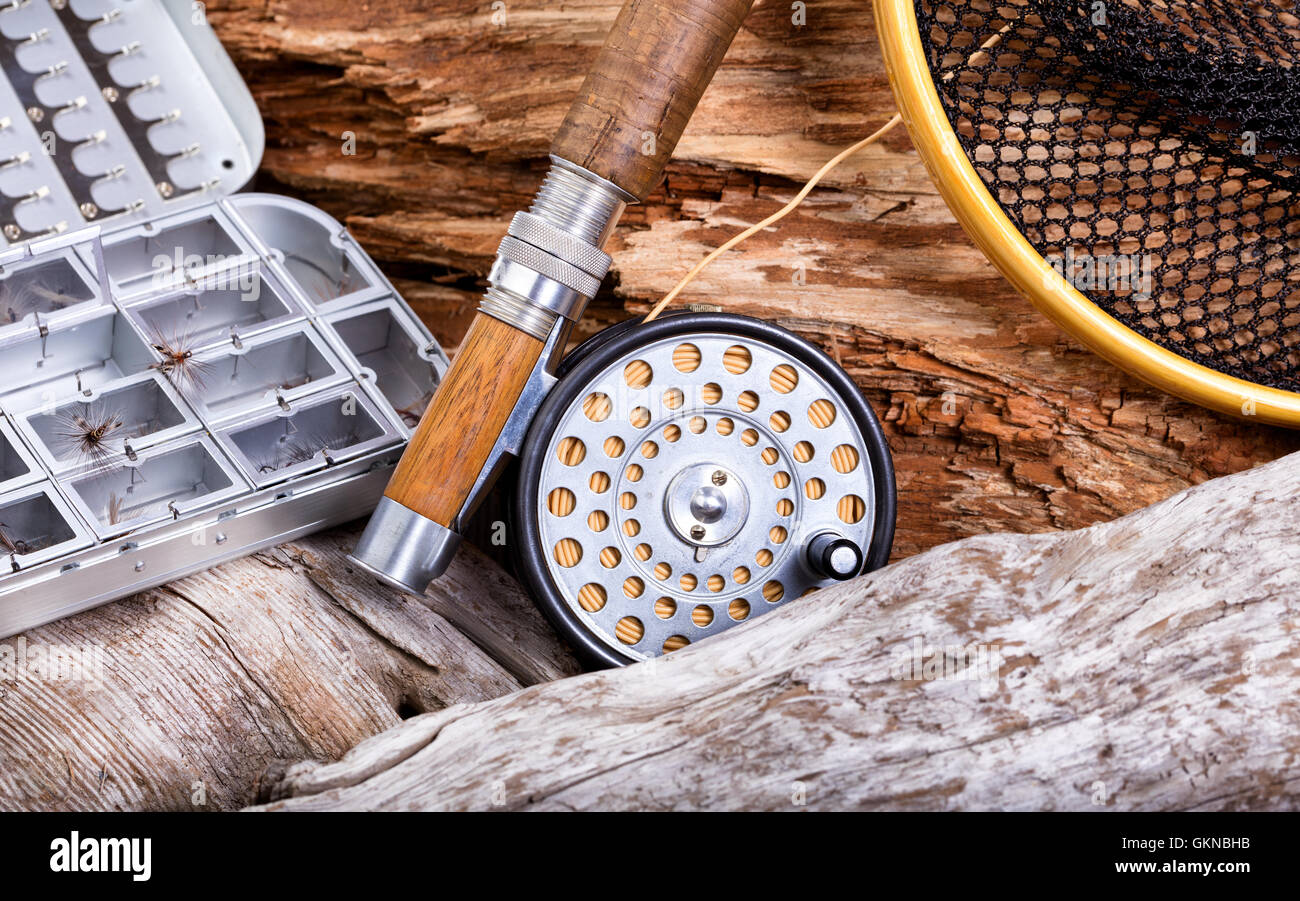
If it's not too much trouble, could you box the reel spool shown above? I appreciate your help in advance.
[514,313,895,668]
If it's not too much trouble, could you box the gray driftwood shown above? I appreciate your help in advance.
[0,533,578,811]
[253,453,1300,811]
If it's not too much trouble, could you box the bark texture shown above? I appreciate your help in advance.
[255,452,1300,811]
[207,0,1300,561]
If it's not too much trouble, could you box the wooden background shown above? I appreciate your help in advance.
[2,0,1297,812]
[210,0,1298,560]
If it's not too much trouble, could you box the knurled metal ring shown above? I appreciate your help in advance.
[496,235,603,299]
[508,211,613,279]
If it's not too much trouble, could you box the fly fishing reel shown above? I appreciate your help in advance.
[514,312,895,667]
[349,0,900,670]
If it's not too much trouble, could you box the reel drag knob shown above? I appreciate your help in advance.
[806,532,864,581]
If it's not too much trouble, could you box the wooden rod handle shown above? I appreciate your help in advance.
[552,0,754,202]
[383,312,544,527]
[379,1,752,539]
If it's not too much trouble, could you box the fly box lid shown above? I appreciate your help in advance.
[0,0,447,636]
[0,0,263,241]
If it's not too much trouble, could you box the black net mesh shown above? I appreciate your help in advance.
[917,0,1300,391]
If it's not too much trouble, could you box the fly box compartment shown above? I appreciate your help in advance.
[216,384,398,488]
[63,434,249,539]
[0,0,448,637]
[321,298,442,434]
[0,246,104,332]
[19,369,200,472]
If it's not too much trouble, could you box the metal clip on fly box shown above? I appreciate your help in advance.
[0,0,447,637]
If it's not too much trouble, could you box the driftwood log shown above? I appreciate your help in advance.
[0,538,578,811]
[2,1,1299,812]
[255,452,1300,811]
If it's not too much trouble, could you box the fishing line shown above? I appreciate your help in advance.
[643,113,904,323]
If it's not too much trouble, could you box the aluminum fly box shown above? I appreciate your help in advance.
[0,0,447,637]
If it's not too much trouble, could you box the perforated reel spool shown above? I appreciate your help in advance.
[513,313,896,668]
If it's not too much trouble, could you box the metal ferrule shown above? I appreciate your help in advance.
[531,156,632,246]
[488,255,590,326]
[348,496,463,596]
[478,156,631,336]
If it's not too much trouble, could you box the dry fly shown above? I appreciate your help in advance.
[53,403,126,469]
[294,253,357,303]
[256,427,358,473]
[106,491,125,526]
[148,325,210,395]
[104,490,166,528]
[288,426,361,464]
[0,521,32,556]
[395,390,433,428]
[2,281,80,324]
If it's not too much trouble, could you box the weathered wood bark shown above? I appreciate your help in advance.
[0,534,578,811]
[254,451,1300,811]
[207,0,1300,562]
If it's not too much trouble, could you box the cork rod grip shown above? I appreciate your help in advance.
[383,313,544,527]
[551,0,754,201]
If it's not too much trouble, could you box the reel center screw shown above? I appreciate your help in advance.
[665,462,749,548]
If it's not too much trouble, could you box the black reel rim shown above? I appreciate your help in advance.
[513,312,897,669]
